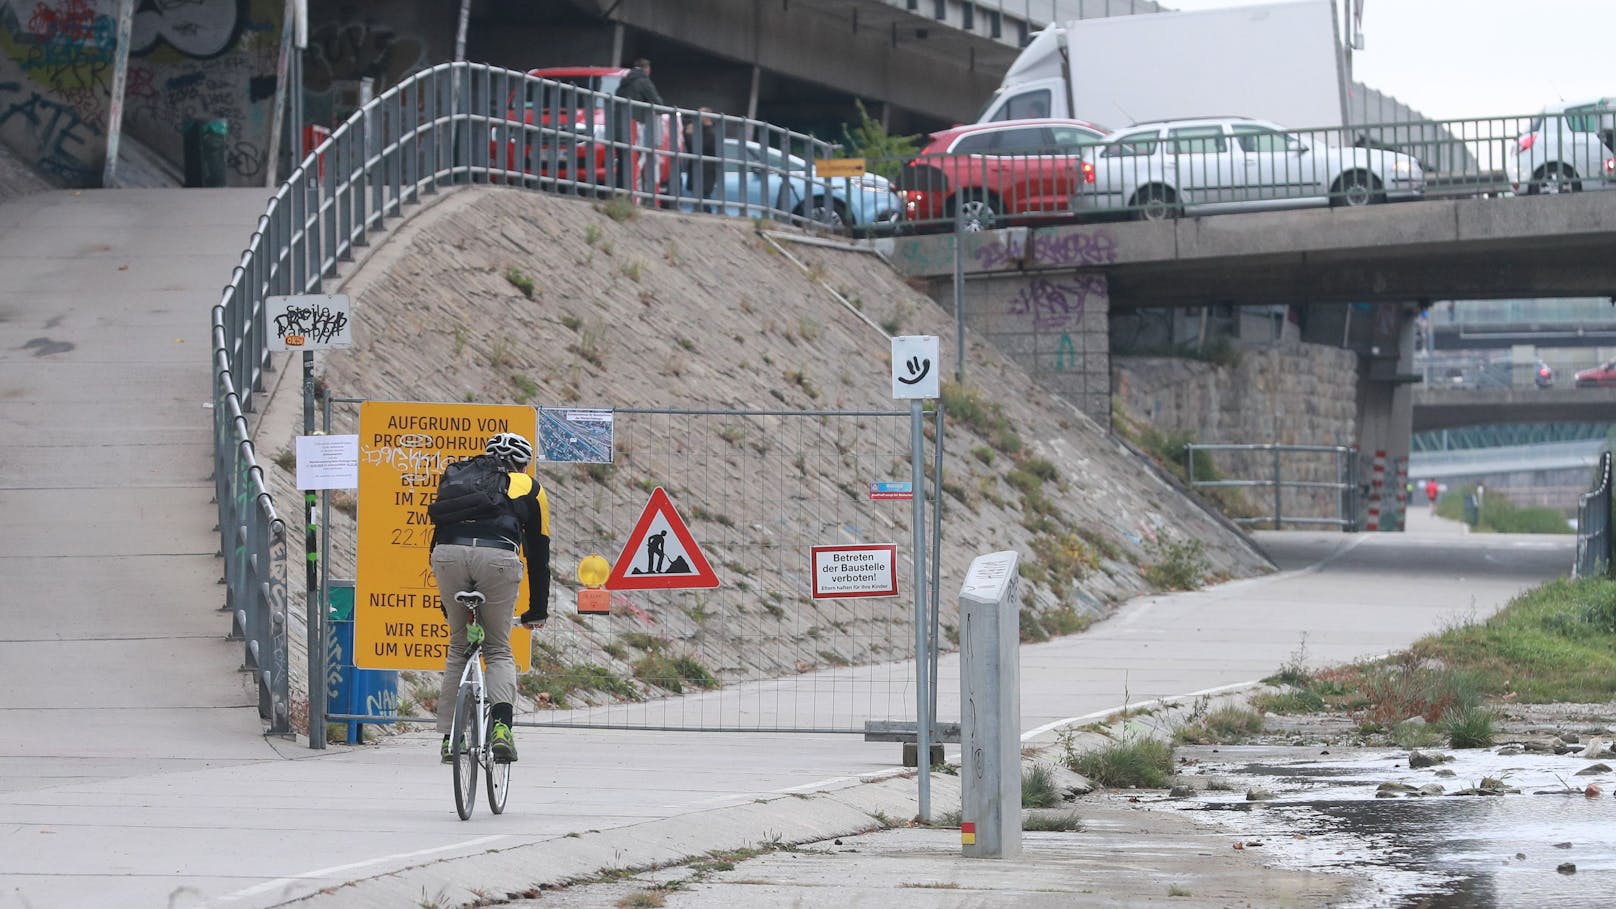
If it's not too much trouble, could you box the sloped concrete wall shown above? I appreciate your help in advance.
[0,0,117,186]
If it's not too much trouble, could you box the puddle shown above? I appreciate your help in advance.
[1176,745,1616,907]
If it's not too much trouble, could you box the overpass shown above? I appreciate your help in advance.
[1413,386,1616,432]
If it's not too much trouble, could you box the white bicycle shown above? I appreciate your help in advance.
[448,590,512,820]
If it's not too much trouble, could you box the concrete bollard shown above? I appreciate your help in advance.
[959,550,1022,858]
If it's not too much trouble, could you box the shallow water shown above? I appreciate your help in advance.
[1180,745,1616,907]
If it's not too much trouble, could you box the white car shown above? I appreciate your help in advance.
[1079,116,1425,220]
[1512,97,1616,194]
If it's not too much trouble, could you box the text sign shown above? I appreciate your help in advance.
[295,433,358,490]
[868,481,913,501]
[810,544,899,599]
[814,157,866,178]
[891,335,939,399]
[265,294,352,350]
[355,402,536,670]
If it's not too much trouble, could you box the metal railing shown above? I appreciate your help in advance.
[1574,451,1613,578]
[1185,442,1360,529]
[880,111,1614,233]
[211,61,923,737]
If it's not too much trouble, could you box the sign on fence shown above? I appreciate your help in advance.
[810,544,899,599]
[606,487,719,590]
[354,401,536,670]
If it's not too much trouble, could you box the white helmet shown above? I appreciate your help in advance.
[484,432,533,467]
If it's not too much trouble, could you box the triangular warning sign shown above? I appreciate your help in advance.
[606,487,720,590]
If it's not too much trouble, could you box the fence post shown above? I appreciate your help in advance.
[959,550,1022,859]
[1271,444,1282,529]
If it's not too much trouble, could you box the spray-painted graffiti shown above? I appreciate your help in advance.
[273,302,348,344]
[21,0,115,94]
[130,0,247,60]
[304,14,425,94]
[1006,274,1108,332]
[0,80,97,183]
[973,228,1120,270]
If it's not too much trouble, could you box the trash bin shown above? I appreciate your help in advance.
[182,118,229,188]
[327,581,398,745]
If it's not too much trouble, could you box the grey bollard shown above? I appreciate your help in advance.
[959,550,1022,858]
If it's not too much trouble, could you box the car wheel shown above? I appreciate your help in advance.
[1529,164,1581,195]
[948,192,1001,232]
[1333,171,1384,207]
[798,197,848,231]
[1131,186,1178,222]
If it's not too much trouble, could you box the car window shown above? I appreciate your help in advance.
[1102,130,1159,157]
[995,89,1051,122]
[993,127,1057,154]
[1051,126,1103,151]
[951,133,998,154]
[1169,126,1228,154]
[1232,126,1293,153]
[762,147,789,169]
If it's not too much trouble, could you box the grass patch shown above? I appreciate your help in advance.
[1022,811,1083,832]
[1443,705,1496,748]
[616,892,663,909]
[505,267,535,298]
[509,373,538,402]
[1021,763,1062,808]
[1065,737,1174,789]
[1436,485,1573,534]
[1250,687,1326,714]
[1140,538,1209,591]
[1390,719,1443,749]
[632,652,720,694]
[519,651,638,708]
[940,382,1022,456]
[1174,706,1264,744]
[598,195,638,222]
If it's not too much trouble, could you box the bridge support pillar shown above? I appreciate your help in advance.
[1355,303,1421,531]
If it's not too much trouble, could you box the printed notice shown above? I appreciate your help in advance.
[295,434,358,490]
[810,544,899,599]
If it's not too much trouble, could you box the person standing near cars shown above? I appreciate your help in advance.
[428,432,551,764]
[683,106,721,208]
[612,58,664,193]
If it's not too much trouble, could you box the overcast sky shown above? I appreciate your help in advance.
[1159,0,1614,120]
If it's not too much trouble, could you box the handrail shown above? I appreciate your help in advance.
[1574,451,1613,578]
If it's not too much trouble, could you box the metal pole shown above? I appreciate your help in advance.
[928,401,944,739]
[303,350,323,749]
[953,210,966,383]
[1272,444,1282,529]
[911,398,931,821]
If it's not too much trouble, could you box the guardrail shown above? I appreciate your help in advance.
[1184,443,1360,530]
[1574,451,1613,578]
[878,111,1613,233]
[210,61,904,737]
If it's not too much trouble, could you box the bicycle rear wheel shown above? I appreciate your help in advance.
[485,712,511,815]
[451,684,479,820]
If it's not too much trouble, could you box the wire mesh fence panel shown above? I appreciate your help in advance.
[534,407,921,733]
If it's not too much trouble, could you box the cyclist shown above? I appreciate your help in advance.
[430,432,551,763]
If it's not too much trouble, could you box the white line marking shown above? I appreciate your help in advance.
[214,834,507,902]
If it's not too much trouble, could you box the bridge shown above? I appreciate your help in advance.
[1413,386,1616,432]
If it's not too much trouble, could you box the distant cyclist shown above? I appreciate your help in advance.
[428,432,551,763]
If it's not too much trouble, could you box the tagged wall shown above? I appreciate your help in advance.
[0,0,117,187]
[125,0,286,186]
[302,0,452,127]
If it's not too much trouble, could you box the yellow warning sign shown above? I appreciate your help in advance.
[813,157,866,179]
[355,401,537,671]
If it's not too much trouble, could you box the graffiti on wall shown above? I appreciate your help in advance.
[0,0,113,185]
[304,13,424,94]
[124,0,283,183]
[1006,274,1107,332]
[974,228,1120,271]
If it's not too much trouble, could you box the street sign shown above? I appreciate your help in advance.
[265,294,352,350]
[891,335,940,399]
[354,401,536,670]
[606,487,719,590]
[810,543,899,599]
[868,481,913,501]
[814,157,866,178]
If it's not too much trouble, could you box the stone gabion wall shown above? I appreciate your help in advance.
[1114,344,1361,522]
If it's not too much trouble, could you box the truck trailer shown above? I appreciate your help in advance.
[976,0,1349,132]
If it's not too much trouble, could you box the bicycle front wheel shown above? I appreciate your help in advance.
[451,685,479,820]
[486,726,511,815]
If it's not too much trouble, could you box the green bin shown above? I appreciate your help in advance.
[326,581,399,745]
[182,118,229,188]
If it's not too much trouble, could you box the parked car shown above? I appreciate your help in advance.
[1079,116,1425,220]
[1575,359,1616,387]
[894,118,1109,232]
[492,67,680,192]
[1534,360,1554,388]
[1512,97,1616,195]
[689,139,903,233]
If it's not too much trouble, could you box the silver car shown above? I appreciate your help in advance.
[1080,116,1425,220]
[1512,97,1616,195]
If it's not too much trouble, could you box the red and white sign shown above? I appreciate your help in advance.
[606,487,719,590]
[810,544,898,599]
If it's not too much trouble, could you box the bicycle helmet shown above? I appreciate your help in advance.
[484,432,533,467]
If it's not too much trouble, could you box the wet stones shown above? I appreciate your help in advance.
[1407,750,1453,769]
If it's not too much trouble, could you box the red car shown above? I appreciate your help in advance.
[1575,359,1616,387]
[492,67,680,191]
[895,118,1108,231]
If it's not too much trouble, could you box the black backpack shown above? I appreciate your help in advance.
[427,455,512,525]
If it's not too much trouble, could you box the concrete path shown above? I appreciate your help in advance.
[0,189,1577,909]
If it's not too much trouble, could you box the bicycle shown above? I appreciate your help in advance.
[448,590,513,820]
